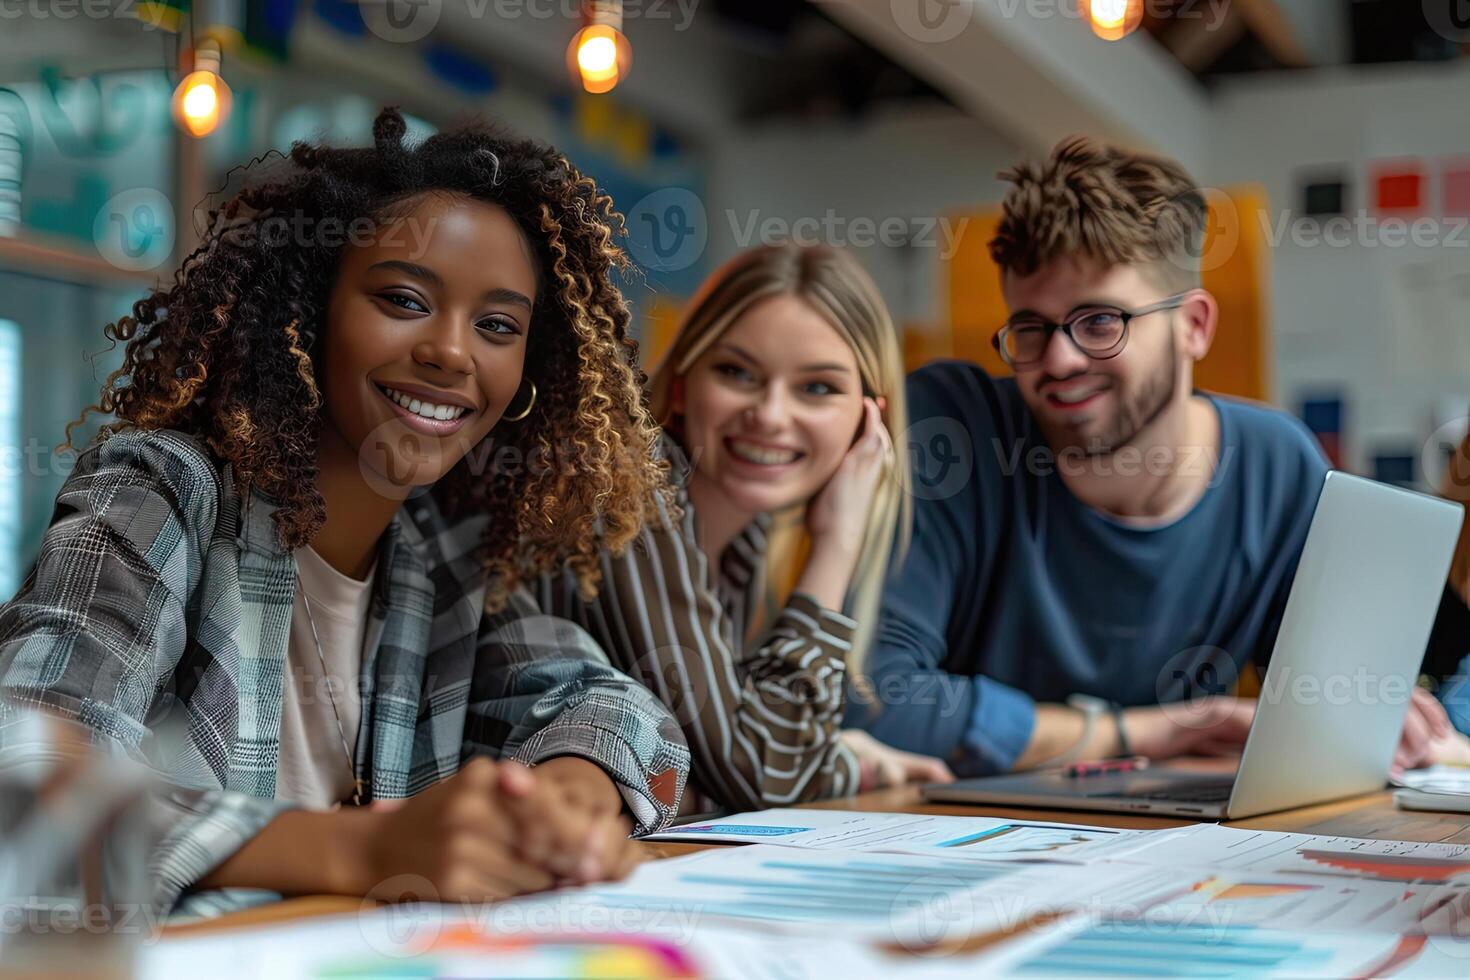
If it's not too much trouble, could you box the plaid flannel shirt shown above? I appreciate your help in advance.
[0,428,688,916]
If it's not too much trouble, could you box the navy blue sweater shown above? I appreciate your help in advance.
[846,361,1329,774]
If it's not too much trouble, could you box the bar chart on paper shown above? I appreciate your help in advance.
[1108,825,1470,884]
[511,844,1179,944]
[647,808,1147,860]
[581,846,1021,931]
[989,919,1414,979]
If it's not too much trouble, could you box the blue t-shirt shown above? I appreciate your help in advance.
[846,360,1330,775]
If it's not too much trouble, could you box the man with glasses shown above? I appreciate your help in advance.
[848,136,1450,775]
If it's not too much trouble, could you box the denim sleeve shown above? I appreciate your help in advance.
[959,676,1038,776]
[1441,652,1470,737]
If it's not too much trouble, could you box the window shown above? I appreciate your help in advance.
[0,319,18,599]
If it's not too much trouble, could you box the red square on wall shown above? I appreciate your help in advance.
[1443,161,1470,217]
[1372,163,1425,215]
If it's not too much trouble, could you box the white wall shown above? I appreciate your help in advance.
[1205,61,1470,475]
[706,105,1021,329]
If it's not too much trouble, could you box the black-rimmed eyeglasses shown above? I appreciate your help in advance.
[991,293,1190,368]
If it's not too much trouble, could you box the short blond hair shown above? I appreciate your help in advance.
[989,135,1207,292]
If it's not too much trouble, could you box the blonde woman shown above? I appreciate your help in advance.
[537,243,953,811]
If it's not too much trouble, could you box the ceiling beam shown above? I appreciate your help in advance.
[815,0,1210,171]
[1234,0,1314,68]
[1161,4,1248,73]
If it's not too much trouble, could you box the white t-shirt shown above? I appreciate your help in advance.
[276,545,380,809]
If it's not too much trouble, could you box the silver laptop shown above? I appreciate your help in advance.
[923,471,1464,819]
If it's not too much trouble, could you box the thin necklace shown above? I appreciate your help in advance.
[300,591,365,806]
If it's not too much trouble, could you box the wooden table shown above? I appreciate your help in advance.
[164,783,1470,937]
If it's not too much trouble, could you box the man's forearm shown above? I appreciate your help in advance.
[198,809,379,897]
[1012,704,1124,770]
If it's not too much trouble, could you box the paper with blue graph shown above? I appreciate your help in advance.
[969,915,1458,979]
[501,843,1184,944]
[1105,866,1470,936]
[1095,823,1470,884]
[646,807,1154,861]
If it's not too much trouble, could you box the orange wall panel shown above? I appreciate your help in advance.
[941,187,1271,401]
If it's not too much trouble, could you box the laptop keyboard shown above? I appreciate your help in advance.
[1087,779,1235,803]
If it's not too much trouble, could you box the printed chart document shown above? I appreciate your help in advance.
[501,843,1184,945]
[1103,824,1470,884]
[967,915,1464,979]
[144,911,899,980]
[1125,867,1470,935]
[647,808,1158,861]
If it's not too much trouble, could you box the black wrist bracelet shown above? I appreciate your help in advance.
[1110,702,1132,758]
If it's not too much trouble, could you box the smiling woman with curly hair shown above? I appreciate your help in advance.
[0,107,688,917]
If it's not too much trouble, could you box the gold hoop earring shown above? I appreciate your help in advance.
[502,380,537,422]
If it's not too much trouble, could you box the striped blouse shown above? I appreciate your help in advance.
[536,439,860,811]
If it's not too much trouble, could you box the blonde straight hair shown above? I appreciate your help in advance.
[648,243,911,678]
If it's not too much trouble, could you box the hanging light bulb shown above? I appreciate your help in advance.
[172,37,232,137]
[1086,0,1143,41]
[567,1,632,94]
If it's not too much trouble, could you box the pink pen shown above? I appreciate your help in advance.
[1065,756,1150,778]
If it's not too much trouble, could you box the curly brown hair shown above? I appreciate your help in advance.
[70,107,671,609]
[988,135,1207,292]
